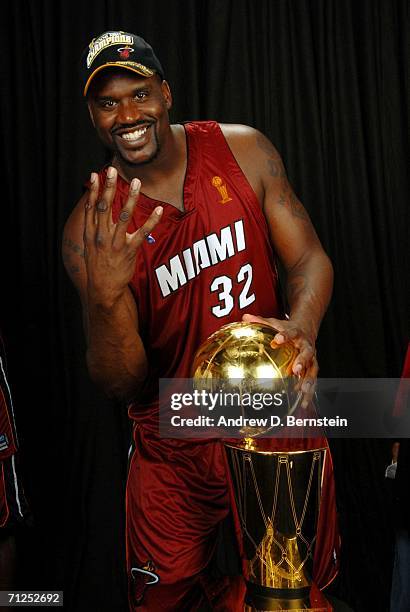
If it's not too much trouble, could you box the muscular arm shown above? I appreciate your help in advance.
[62,172,161,401]
[256,130,333,344]
[223,125,333,397]
[223,125,333,338]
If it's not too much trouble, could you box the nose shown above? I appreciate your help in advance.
[117,98,141,125]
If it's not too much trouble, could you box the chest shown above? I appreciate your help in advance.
[140,167,186,212]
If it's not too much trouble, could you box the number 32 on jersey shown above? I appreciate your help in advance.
[210,263,255,317]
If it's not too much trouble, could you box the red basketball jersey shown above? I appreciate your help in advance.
[110,121,282,417]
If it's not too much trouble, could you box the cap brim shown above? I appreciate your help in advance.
[83,62,155,96]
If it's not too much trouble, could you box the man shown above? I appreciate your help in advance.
[0,334,31,593]
[63,31,338,610]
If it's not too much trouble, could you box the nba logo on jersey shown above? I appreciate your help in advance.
[0,433,9,451]
[211,176,232,204]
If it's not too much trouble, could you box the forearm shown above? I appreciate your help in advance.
[85,293,148,402]
[63,172,162,403]
[286,250,334,343]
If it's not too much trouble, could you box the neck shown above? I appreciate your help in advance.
[112,124,184,187]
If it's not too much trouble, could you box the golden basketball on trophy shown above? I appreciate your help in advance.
[192,322,330,612]
[192,321,301,437]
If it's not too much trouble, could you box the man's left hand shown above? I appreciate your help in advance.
[242,313,318,409]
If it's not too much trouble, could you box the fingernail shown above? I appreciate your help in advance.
[131,178,140,192]
[294,364,303,375]
[90,173,96,184]
[155,206,163,216]
[275,334,285,343]
[107,166,115,178]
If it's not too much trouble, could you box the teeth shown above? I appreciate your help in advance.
[121,126,148,141]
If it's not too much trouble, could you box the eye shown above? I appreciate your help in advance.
[134,90,149,100]
[99,99,117,109]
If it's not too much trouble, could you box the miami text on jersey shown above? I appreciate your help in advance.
[155,219,246,298]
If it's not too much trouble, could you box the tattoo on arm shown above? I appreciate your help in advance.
[256,133,311,222]
[277,187,310,221]
[267,158,286,178]
[255,133,278,157]
[256,133,286,178]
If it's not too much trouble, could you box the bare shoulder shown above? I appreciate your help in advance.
[219,124,264,202]
[62,192,88,296]
[220,123,280,157]
[220,124,261,157]
[219,124,285,202]
[219,123,259,140]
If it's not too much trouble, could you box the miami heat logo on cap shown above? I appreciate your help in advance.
[118,46,134,60]
[86,31,133,68]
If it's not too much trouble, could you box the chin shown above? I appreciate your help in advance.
[121,146,160,167]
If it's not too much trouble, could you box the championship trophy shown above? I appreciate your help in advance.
[192,322,333,612]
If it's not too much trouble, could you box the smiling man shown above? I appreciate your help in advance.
[63,31,339,610]
[88,73,170,167]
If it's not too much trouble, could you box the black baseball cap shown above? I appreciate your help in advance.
[81,30,164,96]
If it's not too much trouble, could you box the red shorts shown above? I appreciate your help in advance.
[125,423,242,609]
[130,571,245,611]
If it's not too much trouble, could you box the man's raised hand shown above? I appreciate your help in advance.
[83,166,163,308]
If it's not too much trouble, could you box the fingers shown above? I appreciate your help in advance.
[242,314,270,325]
[270,321,298,345]
[242,315,294,345]
[300,355,319,409]
[112,178,141,249]
[291,340,315,375]
[130,206,163,249]
[84,172,99,245]
[287,335,318,408]
[95,166,117,232]
[242,314,319,406]
[84,170,162,256]
[242,314,285,337]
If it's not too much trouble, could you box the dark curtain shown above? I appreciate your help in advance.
[0,1,408,610]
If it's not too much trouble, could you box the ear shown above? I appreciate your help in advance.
[87,102,96,127]
[161,80,172,110]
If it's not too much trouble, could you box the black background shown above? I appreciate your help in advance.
[0,1,408,610]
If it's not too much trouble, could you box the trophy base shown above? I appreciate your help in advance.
[244,602,329,612]
[243,599,331,612]
[244,585,332,611]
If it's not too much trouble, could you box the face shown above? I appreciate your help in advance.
[87,69,172,166]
